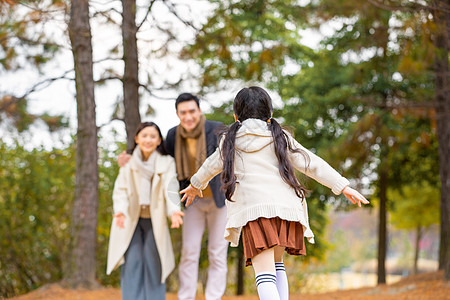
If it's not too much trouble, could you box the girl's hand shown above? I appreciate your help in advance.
[342,186,369,208]
[171,211,185,228]
[180,185,203,207]
[118,151,131,168]
[114,212,125,228]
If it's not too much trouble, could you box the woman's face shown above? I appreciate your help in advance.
[135,126,162,158]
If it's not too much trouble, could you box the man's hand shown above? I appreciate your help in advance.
[118,151,131,167]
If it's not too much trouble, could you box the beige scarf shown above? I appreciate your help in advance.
[131,147,156,205]
[175,115,206,181]
[131,146,156,180]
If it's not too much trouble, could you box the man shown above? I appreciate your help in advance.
[118,93,228,300]
[166,93,228,300]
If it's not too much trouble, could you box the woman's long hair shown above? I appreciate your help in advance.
[127,122,168,155]
[219,86,310,200]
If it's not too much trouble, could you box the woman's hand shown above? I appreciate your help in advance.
[180,185,203,207]
[342,186,369,207]
[114,212,125,228]
[118,151,131,168]
[171,211,185,228]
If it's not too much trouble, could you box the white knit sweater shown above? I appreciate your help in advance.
[190,118,350,247]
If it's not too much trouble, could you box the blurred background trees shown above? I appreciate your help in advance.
[0,142,74,297]
[0,0,446,297]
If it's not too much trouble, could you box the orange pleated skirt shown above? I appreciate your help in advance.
[242,217,306,266]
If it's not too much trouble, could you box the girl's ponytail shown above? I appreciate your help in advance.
[219,121,241,200]
[269,118,309,199]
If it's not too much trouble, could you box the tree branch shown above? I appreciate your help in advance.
[18,1,66,14]
[0,70,74,113]
[16,36,68,50]
[95,76,122,84]
[137,0,158,30]
[161,0,200,32]
[91,8,121,25]
[20,69,74,99]
[138,83,175,100]
[93,57,123,64]
[97,116,124,129]
[90,0,121,5]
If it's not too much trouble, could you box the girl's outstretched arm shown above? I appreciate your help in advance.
[180,185,203,207]
[342,186,369,207]
[287,134,370,204]
[189,147,223,191]
[180,147,222,207]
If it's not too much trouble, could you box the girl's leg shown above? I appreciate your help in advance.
[274,246,289,300]
[252,248,280,300]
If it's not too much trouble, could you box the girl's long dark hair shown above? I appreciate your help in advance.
[219,86,310,200]
[127,122,168,155]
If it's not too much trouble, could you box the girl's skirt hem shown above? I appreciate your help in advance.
[242,217,306,267]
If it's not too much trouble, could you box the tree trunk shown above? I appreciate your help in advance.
[377,166,388,284]
[66,0,99,288]
[122,0,141,149]
[413,226,422,275]
[433,0,450,281]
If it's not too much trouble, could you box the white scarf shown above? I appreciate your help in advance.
[131,147,157,205]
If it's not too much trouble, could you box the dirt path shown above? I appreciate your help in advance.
[10,271,449,300]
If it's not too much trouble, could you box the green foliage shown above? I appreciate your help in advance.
[95,143,123,287]
[40,113,69,132]
[0,137,126,297]
[0,96,37,132]
[322,230,353,272]
[275,1,439,211]
[0,1,64,71]
[182,0,313,91]
[387,122,440,188]
[205,101,235,125]
[303,186,330,260]
[0,141,74,297]
[389,182,440,230]
[0,2,67,132]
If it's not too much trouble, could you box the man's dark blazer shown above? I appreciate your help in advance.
[165,119,226,208]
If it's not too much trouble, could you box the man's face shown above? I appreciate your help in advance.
[176,100,202,132]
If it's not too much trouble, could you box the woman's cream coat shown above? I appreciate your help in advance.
[106,152,180,283]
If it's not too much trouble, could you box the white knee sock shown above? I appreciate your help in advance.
[255,272,280,300]
[275,262,289,300]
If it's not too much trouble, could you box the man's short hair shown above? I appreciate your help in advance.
[175,93,200,110]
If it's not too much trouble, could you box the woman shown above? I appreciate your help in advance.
[107,122,184,300]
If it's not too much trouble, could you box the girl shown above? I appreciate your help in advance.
[107,122,184,300]
[180,87,369,300]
